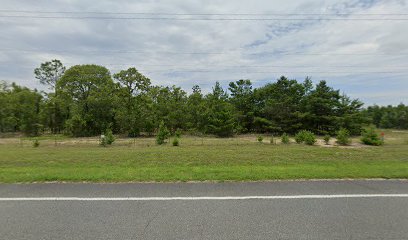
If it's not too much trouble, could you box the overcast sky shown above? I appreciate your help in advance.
[0,0,407,105]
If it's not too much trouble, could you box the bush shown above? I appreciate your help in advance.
[336,128,351,145]
[156,121,170,145]
[281,133,290,144]
[105,129,115,145]
[295,130,316,145]
[32,138,40,148]
[303,133,317,146]
[361,126,384,146]
[257,136,264,143]
[100,129,115,147]
[295,130,307,144]
[172,137,180,146]
[295,134,303,144]
[323,135,331,145]
[175,129,182,138]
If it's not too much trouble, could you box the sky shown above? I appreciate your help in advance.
[0,0,407,106]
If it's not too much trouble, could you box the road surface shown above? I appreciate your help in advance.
[1,180,408,239]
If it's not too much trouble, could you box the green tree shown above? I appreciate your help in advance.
[336,95,366,135]
[34,59,66,133]
[156,120,170,145]
[34,59,66,90]
[186,85,207,132]
[228,79,255,133]
[254,76,308,134]
[3,59,407,138]
[57,64,116,136]
[0,82,43,135]
[148,86,188,132]
[205,82,235,137]
[363,104,408,130]
[113,67,151,136]
[303,80,341,135]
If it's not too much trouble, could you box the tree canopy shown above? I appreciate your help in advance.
[1,60,406,137]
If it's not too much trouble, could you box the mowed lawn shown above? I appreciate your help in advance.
[0,130,407,183]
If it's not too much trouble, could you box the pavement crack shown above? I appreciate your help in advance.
[141,210,161,239]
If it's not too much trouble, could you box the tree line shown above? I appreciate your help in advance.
[0,59,407,137]
[363,104,408,130]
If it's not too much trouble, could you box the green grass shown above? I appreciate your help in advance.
[0,130,407,183]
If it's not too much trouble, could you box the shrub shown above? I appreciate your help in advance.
[295,130,316,145]
[105,129,115,145]
[303,132,317,146]
[32,139,40,148]
[323,135,331,145]
[281,133,290,144]
[361,126,384,146]
[156,121,170,145]
[100,129,115,147]
[175,129,182,138]
[295,130,307,144]
[336,128,351,145]
[257,136,264,143]
[172,137,180,146]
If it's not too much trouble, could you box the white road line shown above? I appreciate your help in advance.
[1,194,408,201]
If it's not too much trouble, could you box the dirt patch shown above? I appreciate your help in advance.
[315,139,367,148]
[392,131,408,133]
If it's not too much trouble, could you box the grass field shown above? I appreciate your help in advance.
[0,130,407,183]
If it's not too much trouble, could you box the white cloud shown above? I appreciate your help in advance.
[0,0,407,105]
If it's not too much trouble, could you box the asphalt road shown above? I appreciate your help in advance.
[1,180,408,240]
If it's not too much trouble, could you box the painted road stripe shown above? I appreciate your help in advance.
[1,194,408,201]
